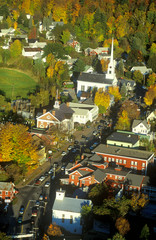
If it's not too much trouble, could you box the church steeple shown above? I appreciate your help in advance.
[106,38,115,80]
[53,89,60,109]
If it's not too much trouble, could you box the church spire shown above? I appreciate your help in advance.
[106,38,115,80]
[53,89,60,109]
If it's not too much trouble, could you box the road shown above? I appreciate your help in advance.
[3,118,111,238]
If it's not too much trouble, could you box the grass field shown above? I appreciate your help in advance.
[0,68,37,99]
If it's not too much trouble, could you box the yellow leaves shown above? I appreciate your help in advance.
[54,61,65,75]
[115,15,128,38]
[103,38,118,48]
[108,86,121,102]
[115,110,130,130]
[10,40,22,58]
[47,66,54,78]
[52,4,68,24]
[130,193,148,212]
[22,0,31,14]
[12,10,19,21]
[47,223,62,237]
[14,22,18,30]
[115,217,130,236]
[94,89,110,113]
[106,16,115,35]
[100,59,109,72]
[147,73,156,87]
[144,84,156,106]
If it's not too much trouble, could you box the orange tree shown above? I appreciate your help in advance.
[47,223,62,237]
[0,123,38,174]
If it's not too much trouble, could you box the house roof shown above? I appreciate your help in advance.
[124,173,144,187]
[77,72,113,84]
[0,182,14,191]
[132,119,149,129]
[53,197,92,213]
[106,131,139,145]
[24,47,41,52]
[92,168,106,182]
[51,103,74,121]
[94,144,154,160]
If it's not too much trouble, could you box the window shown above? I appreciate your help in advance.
[123,160,126,164]
[5,191,8,195]
[112,158,114,162]
[115,176,118,179]
[82,180,85,184]
[104,157,107,161]
[142,163,145,167]
[71,175,75,180]
[110,174,112,178]
[62,214,65,223]
[119,159,122,164]
[81,85,85,91]
[131,161,134,165]
[116,159,118,163]
[0,191,2,195]
[108,157,111,162]
[129,187,132,190]
[135,162,137,166]
[70,215,73,224]
[118,176,122,180]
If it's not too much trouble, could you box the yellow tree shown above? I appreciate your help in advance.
[10,40,22,58]
[115,217,130,236]
[115,110,130,130]
[108,86,121,102]
[130,193,148,213]
[46,53,55,67]
[100,59,109,72]
[47,66,54,78]
[94,89,110,114]
[146,73,156,87]
[52,2,68,23]
[47,223,62,237]
[22,0,31,13]
[144,85,156,106]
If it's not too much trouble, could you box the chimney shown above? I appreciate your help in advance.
[43,109,46,114]
[81,155,84,160]
[52,110,55,116]
[66,102,70,107]
[76,195,78,199]
[75,160,78,165]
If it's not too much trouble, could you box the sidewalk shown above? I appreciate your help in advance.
[16,117,102,189]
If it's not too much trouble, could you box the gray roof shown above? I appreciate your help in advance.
[77,72,113,84]
[132,119,149,129]
[53,197,91,213]
[89,154,103,162]
[94,144,153,160]
[51,103,74,121]
[106,131,139,145]
[0,182,14,191]
[92,168,106,182]
[124,173,144,187]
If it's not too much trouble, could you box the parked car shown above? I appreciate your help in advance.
[35,200,40,207]
[35,179,41,185]
[39,176,45,182]
[19,205,24,215]
[67,145,73,150]
[93,130,97,136]
[39,194,44,201]
[44,171,49,177]
[61,151,67,156]
[18,216,23,224]
[32,207,38,217]
[48,168,53,174]
[31,216,35,225]
[53,162,58,168]
[45,181,50,188]
[51,175,55,180]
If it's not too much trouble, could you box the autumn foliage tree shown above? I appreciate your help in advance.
[10,40,22,58]
[144,84,156,106]
[119,100,140,120]
[146,73,156,87]
[130,193,148,213]
[108,86,121,102]
[47,223,62,237]
[115,110,130,131]
[0,123,38,173]
[94,89,110,114]
[115,217,130,236]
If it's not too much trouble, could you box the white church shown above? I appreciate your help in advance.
[77,39,118,97]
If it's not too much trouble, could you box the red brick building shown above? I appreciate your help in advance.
[0,182,18,203]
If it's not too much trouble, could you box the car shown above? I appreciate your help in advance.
[81,135,86,139]
[45,181,50,187]
[53,162,58,168]
[61,151,67,156]
[97,125,102,130]
[74,140,79,145]
[51,175,55,180]
[71,148,77,153]
[35,179,41,185]
[18,216,22,224]
[35,200,40,207]
[32,207,38,217]
[44,171,49,177]
[85,137,89,142]
[19,205,24,215]
[31,216,35,225]
[39,194,44,201]
[39,176,45,182]
[93,130,97,135]
[48,168,54,174]
[67,145,73,150]
[61,165,66,171]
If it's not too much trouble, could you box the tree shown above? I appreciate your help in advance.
[115,110,130,130]
[144,85,156,106]
[43,43,65,59]
[130,193,148,213]
[61,29,70,44]
[0,123,38,173]
[108,86,121,102]
[10,40,22,58]
[0,232,11,240]
[120,83,127,99]
[132,70,144,84]
[146,73,156,87]
[147,54,156,73]
[119,100,140,120]
[115,217,130,236]
[47,223,62,237]
[72,58,85,73]
[81,204,92,231]
[88,182,109,205]
[94,89,110,114]
[0,95,7,109]
[100,59,109,72]
[108,233,126,240]
[140,224,150,240]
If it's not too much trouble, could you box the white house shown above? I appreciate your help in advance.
[52,189,92,234]
[69,102,99,124]
[130,66,152,75]
[77,39,118,97]
[22,47,43,58]
[132,120,151,135]
[147,110,156,122]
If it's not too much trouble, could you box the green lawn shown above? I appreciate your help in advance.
[0,68,37,99]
